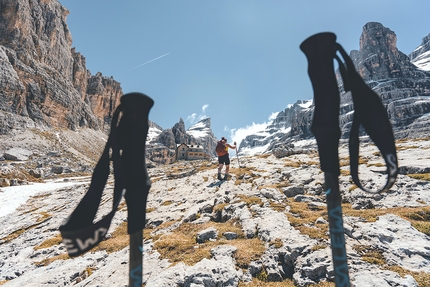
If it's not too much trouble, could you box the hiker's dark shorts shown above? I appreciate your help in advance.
[218,154,230,165]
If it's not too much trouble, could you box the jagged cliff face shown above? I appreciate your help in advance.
[239,22,430,155]
[352,22,430,138]
[0,0,122,134]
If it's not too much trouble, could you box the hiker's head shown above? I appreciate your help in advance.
[221,137,227,142]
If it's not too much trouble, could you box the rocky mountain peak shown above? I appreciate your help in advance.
[187,117,212,137]
[354,22,418,80]
[239,22,430,155]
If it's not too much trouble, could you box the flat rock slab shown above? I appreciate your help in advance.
[3,148,32,161]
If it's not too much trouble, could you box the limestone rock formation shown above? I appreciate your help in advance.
[239,22,430,154]
[0,0,122,134]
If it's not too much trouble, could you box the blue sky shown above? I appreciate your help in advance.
[60,0,429,145]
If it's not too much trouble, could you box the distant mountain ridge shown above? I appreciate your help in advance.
[1,3,429,165]
[146,117,218,164]
[237,22,430,155]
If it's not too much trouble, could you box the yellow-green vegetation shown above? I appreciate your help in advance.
[146,207,157,213]
[286,201,329,240]
[151,220,265,268]
[36,211,52,223]
[229,166,263,186]
[35,253,69,267]
[257,153,272,159]
[342,204,430,236]
[384,266,430,287]
[407,173,430,181]
[397,145,420,151]
[353,245,430,286]
[269,200,288,212]
[238,278,334,286]
[213,202,230,213]
[348,184,358,191]
[269,238,283,249]
[284,160,303,168]
[339,156,368,167]
[233,237,266,269]
[161,200,174,206]
[192,160,217,173]
[1,228,26,244]
[34,233,63,250]
[235,194,264,208]
[1,210,52,244]
[0,169,44,183]
[312,242,328,251]
[353,245,385,265]
[92,221,130,253]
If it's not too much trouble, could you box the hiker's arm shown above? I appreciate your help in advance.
[227,142,237,149]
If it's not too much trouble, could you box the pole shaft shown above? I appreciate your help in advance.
[324,172,350,287]
[129,230,143,287]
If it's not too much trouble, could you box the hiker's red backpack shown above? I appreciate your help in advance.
[215,141,227,156]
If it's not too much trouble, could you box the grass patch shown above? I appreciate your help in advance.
[353,244,386,265]
[152,220,265,268]
[34,233,63,250]
[1,211,52,244]
[269,200,288,212]
[35,253,69,267]
[238,278,334,286]
[233,237,266,269]
[269,238,283,249]
[397,145,420,151]
[384,266,430,287]
[286,201,329,240]
[407,173,430,181]
[92,221,129,253]
[342,204,430,236]
[236,194,264,208]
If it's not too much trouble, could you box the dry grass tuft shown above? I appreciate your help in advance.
[342,204,430,236]
[92,221,129,253]
[235,194,264,207]
[407,173,430,181]
[152,220,265,268]
[353,244,385,265]
[34,233,63,250]
[286,201,329,240]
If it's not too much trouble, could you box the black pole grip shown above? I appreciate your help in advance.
[300,33,341,175]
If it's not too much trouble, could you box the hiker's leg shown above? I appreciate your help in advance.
[218,163,224,180]
[225,164,230,174]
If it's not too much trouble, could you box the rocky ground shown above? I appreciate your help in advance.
[0,130,429,286]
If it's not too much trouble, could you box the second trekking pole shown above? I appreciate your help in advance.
[300,32,350,287]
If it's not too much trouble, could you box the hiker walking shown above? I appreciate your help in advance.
[216,137,236,180]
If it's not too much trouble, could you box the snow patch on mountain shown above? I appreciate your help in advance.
[234,100,313,156]
[187,117,212,139]
[411,49,430,71]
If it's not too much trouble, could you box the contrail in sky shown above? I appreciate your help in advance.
[132,53,170,69]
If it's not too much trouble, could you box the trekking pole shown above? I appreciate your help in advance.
[118,93,154,287]
[235,147,240,167]
[300,33,350,287]
[59,93,154,287]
